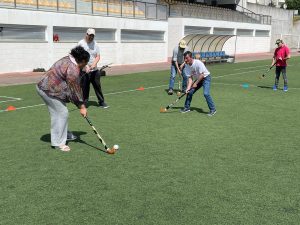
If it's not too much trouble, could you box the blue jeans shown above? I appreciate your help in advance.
[169,62,188,91]
[184,75,216,111]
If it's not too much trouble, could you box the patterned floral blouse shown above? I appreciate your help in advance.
[37,55,84,107]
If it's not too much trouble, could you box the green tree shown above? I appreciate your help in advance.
[286,0,300,12]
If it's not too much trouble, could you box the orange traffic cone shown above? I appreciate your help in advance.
[6,105,16,111]
[136,86,145,91]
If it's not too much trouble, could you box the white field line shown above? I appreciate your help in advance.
[0,95,22,100]
[0,85,168,113]
[213,82,300,90]
[0,96,22,103]
[0,99,20,103]
[0,69,298,113]
[233,64,293,71]
[213,68,264,79]
[104,84,167,96]
[0,103,45,112]
[233,65,269,71]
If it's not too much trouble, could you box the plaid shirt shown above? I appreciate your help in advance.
[37,55,84,107]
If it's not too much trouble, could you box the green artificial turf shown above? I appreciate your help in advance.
[0,58,300,225]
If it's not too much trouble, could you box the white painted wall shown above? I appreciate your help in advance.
[223,36,271,54]
[0,8,168,73]
[246,3,294,48]
[0,7,274,73]
[168,17,271,56]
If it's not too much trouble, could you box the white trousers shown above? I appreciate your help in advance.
[36,85,68,147]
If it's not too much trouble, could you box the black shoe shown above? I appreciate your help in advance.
[168,89,174,95]
[67,131,77,141]
[99,102,110,109]
[83,100,89,108]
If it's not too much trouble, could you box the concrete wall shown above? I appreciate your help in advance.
[223,36,271,54]
[0,6,275,73]
[168,17,271,56]
[246,3,294,49]
[293,20,300,36]
[0,8,168,73]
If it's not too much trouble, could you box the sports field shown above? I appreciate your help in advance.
[0,58,299,225]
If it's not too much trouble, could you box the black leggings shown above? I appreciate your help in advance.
[81,70,105,105]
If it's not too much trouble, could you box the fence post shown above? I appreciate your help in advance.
[120,0,122,17]
[91,0,94,14]
[133,1,135,18]
[145,3,147,19]
[107,0,109,16]
[165,5,167,20]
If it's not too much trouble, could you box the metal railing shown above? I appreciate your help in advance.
[235,5,272,25]
[0,0,168,21]
[168,1,271,25]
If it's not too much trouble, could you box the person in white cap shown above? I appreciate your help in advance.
[78,28,109,108]
[167,40,189,95]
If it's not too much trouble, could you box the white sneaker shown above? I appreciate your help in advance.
[207,110,217,117]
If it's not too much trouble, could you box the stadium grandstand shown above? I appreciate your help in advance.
[0,0,297,72]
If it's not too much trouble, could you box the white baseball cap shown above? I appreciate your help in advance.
[87,28,95,35]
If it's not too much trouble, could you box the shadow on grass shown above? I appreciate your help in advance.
[86,101,99,108]
[257,85,283,90]
[164,88,182,94]
[40,131,106,153]
[257,85,273,89]
[162,106,207,114]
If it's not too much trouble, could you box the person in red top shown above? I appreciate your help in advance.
[272,39,291,92]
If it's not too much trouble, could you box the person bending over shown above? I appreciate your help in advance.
[181,51,216,117]
[36,46,89,152]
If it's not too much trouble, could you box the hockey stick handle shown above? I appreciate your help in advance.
[85,116,109,151]
[165,80,197,110]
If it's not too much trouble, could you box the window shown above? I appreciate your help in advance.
[213,28,234,35]
[236,29,253,36]
[255,30,270,37]
[53,27,116,42]
[0,24,45,42]
[121,29,165,42]
[184,26,211,35]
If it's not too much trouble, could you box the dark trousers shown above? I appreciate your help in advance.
[81,70,105,105]
[275,66,288,87]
